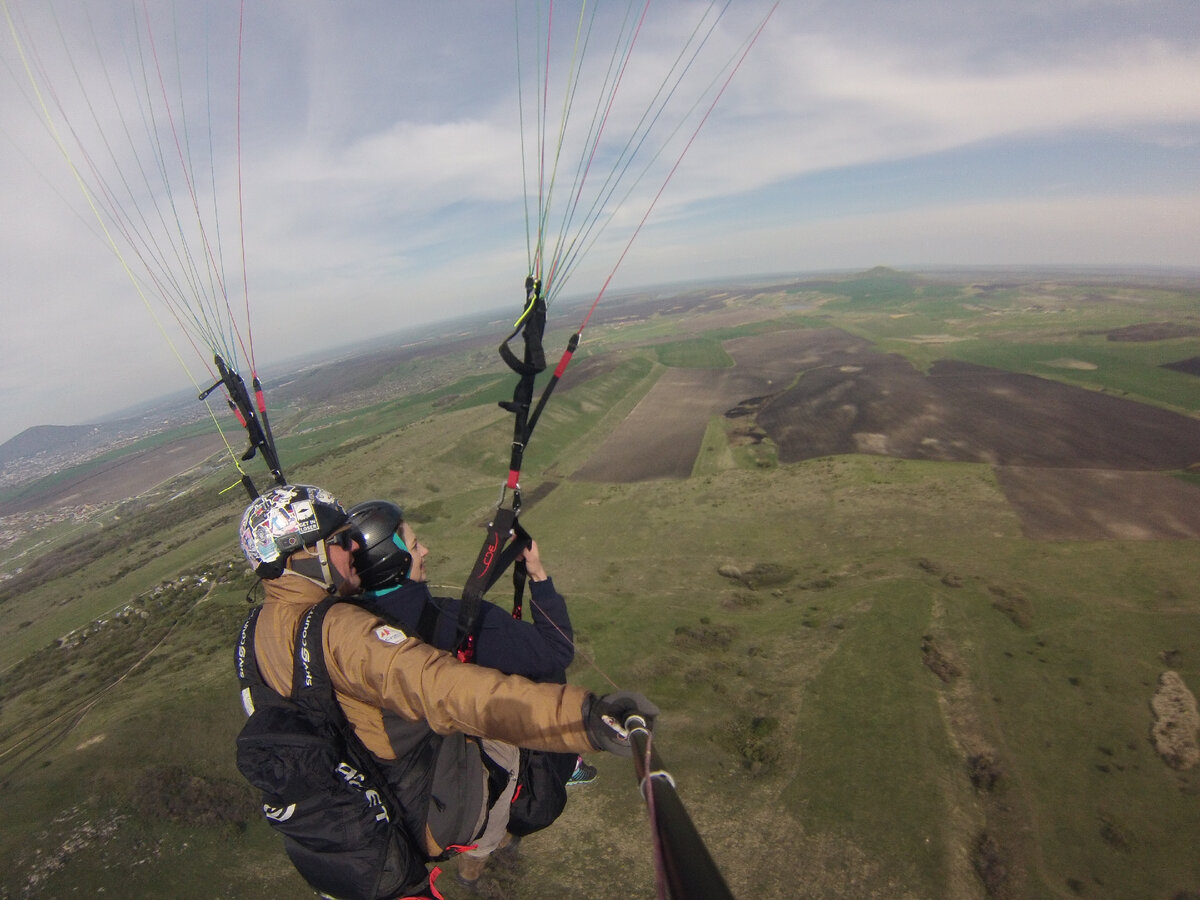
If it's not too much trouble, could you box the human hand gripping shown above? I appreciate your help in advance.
[519,539,548,582]
[584,692,661,757]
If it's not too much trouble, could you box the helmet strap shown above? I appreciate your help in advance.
[284,542,337,592]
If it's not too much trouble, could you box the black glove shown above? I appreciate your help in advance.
[583,691,660,757]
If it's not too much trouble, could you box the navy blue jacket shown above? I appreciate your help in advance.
[363,579,574,683]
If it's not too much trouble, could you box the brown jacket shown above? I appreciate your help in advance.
[255,573,594,757]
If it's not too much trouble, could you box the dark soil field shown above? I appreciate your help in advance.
[571,329,874,481]
[755,335,1200,470]
[570,366,768,481]
[571,325,1200,540]
[1164,355,1200,377]
[1105,322,1200,341]
[995,467,1200,540]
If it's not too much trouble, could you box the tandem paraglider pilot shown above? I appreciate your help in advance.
[232,484,658,900]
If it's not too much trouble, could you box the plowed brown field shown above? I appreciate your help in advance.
[571,326,1200,539]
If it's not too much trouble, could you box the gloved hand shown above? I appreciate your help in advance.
[583,691,660,756]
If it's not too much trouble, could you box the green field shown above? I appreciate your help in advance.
[2,269,1199,899]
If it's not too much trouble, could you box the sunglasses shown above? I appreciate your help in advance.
[325,528,360,551]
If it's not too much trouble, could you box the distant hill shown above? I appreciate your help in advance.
[0,411,205,492]
[0,423,123,467]
[0,309,513,484]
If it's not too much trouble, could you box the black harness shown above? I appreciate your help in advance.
[457,277,575,659]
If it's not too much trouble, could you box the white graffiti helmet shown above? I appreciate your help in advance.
[239,484,348,579]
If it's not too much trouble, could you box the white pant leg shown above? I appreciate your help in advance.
[463,739,520,860]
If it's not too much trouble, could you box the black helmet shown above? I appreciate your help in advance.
[239,484,349,579]
[347,500,412,592]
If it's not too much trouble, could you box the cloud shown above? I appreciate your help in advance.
[666,34,1200,205]
[1,1,1198,446]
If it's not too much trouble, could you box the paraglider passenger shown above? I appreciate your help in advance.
[347,499,596,886]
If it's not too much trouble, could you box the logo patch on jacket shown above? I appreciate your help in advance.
[373,625,408,645]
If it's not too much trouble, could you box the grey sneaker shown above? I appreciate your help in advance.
[567,758,598,786]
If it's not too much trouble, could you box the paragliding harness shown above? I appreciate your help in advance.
[234,598,447,900]
[399,579,574,841]
[455,278,577,661]
[444,280,580,836]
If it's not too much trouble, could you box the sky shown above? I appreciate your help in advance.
[1,0,1198,448]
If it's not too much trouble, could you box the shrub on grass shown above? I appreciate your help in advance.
[132,765,256,827]
[973,832,1010,897]
[672,623,736,650]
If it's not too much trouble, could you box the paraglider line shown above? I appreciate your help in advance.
[141,3,253,373]
[2,0,268,487]
[235,0,255,372]
[575,1,778,336]
[525,592,621,691]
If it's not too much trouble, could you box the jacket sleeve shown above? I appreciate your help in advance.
[323,603,595,756]
[456,578,574,681]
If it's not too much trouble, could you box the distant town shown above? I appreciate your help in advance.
[0,406,205,491]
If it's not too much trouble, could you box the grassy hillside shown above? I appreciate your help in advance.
[1,270,1198,899]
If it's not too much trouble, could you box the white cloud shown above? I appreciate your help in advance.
[664,35,1200,204]
[1,0,1199,445]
